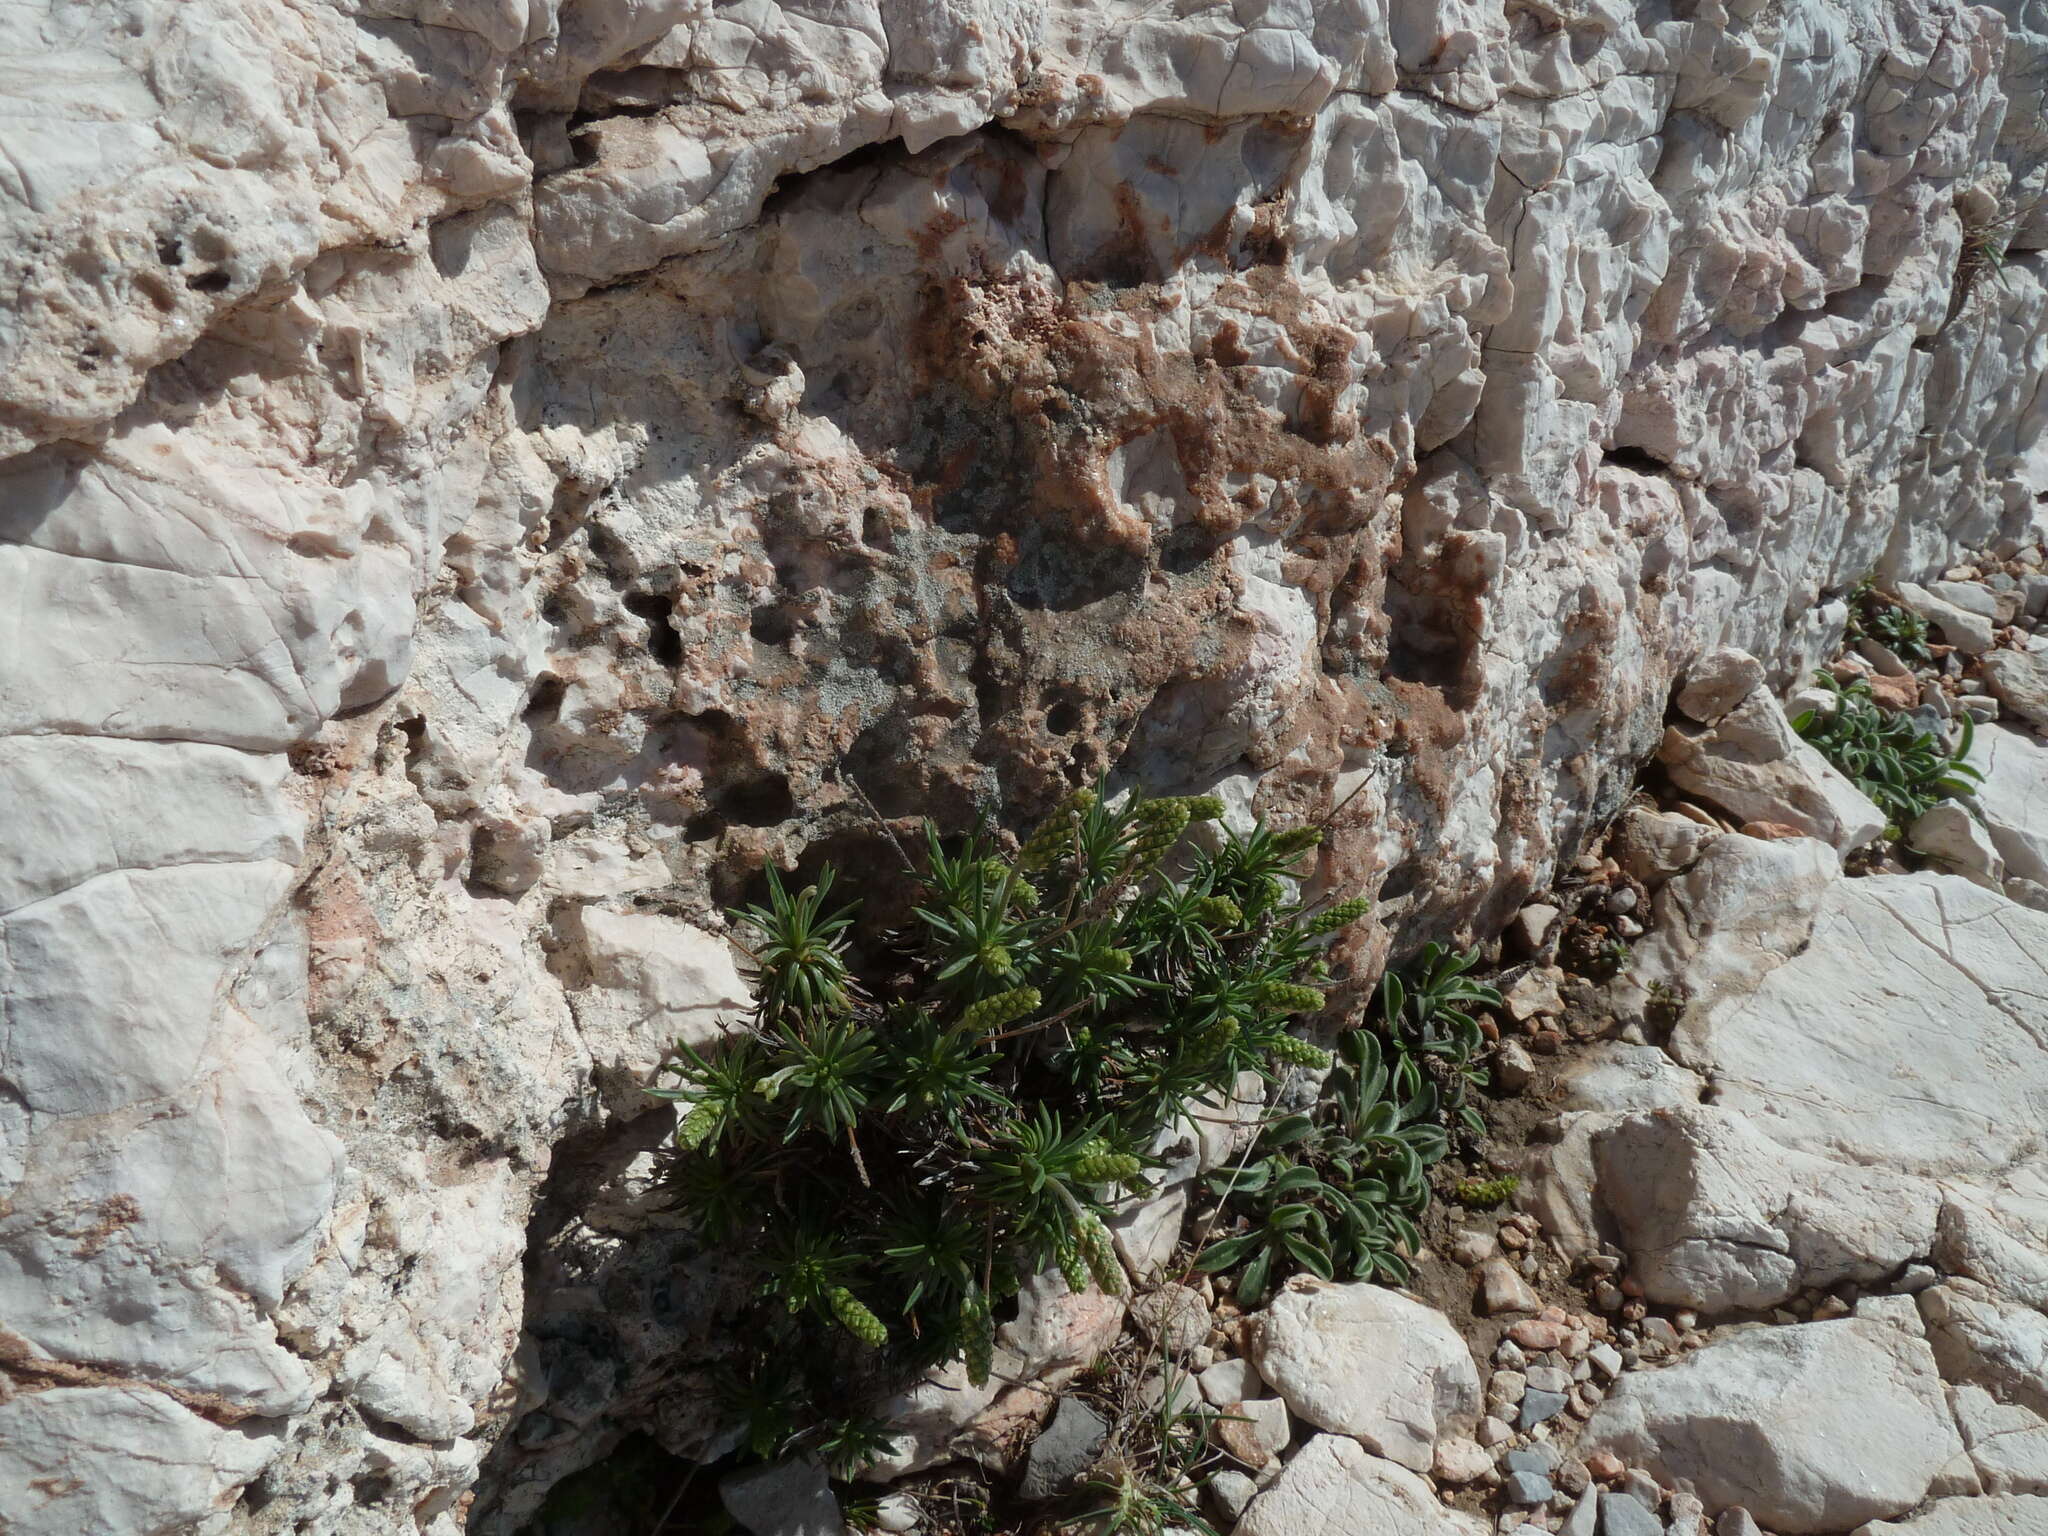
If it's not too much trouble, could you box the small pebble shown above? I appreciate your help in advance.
[1640,1317,1679,1349]
[1509,1319,1566,1351]
[1668,1488,1707,1536]
[1588,1343,1623,1380]
[1555,1458,1590,1496]
[1520,1254,1540,1280]
[1206,1470,1258,1523]
[872,1493,921,1533]
[1561,1487,1600,1536]
[1813,1295,1852,1321]
[1503,1469,1554,1505]
[1566,1388,1596,1420]
[1434,1436,1494,1485]
[1525,1366,1571,1395]
[1500,1224,1529,1251]
[1584,1451,1625,1482]
[1892,1264,1940,1294]
[1496,1339,1530,1369]
[1452,1229,1499,1266]
[1505,1445,1560,1477]
[1478,1414,1514,1447]
[1519,1389,1570,1429]
[1673,1310,1698,1331]
[1488,1370,1528,1407]
[1480,1258,1543,1315]
[1717,1508,1764,1536]
[1593,1282,1625,1312]
[1623,1469,1662,1508]
[1600,1491,1663,1536]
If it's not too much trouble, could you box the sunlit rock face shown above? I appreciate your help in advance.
[0,1,2042,1530]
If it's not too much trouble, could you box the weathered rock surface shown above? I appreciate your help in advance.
[1982,651,2048,736]
[4,0,2048,1527]
[1250,1278,1481,1472]
[1591,1106,1940,1312]
[1973,724,2048,888]
[1951,1385,2048,1495]
[1853,1495,2048,1536]
[1663,872,2048,1180]
[1236,1433,1489,1536]
[1580,1317,1967,1533]
[1659,680,1888,853]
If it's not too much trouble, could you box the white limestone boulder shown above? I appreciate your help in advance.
[1619,835,1839,1019]
[0,1386,273,1536]
[1951,1386,2048,1495]
[1236,1433,1490,1536]
[560,907,751,1112]
[1853,1495,2048,1535]
[1982,650,2048,737]
[1920,1285,2048,1420]
[1908,803,2007,889]
[1657,684,1887,853]
[1970,724,2048,887]
[1520,1044,1704,1259]
[1580,1317,1967,1533]
[1899,583,1997,655]
[1590,1106,1939,1313]
[1935,1191,2048,1312]
[1249,1279,1480,1471]
[1664,873,2048,1182]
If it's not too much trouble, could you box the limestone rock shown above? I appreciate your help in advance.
[1971,725,2048,887]
[1951,1385,2048,1495]
[863,1359,1004,1482]
[1920,1286,2048,1421]
[1908,804,2007,890]
[1935,1192,2048,1312]
[1898,583,1997,655]
[4,0,2047,1523]
[1982,651,2048,736]
[1590,1106,1939,1313]
[1852,1495,2048,1535]
[1200,1357,1264,1408]
[721,1458,846,1536]
[1249,1279,1481,1471]
[1580,1318,1966,1533]
[0,1387,275,1536]
[1130,1284,1210,1355]
[1018,1397,1109,1502]
[1621,835,1840,1018]
[1236,1434,1489,1536]
[1611,809,1716,888]
[1477,1258,1543,1316]
[1676,648,1768,724]
[1658,686,1887,854]
[1663,873,2048,1182]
